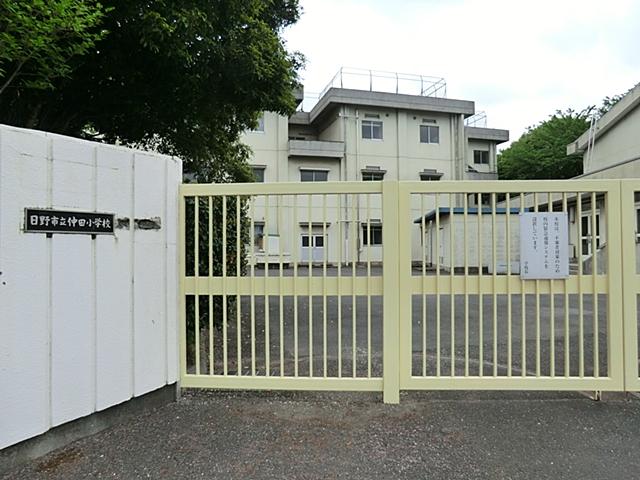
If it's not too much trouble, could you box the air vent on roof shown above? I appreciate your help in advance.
[364,113,380,119]
[422,118,437,124]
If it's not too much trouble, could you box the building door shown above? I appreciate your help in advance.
[580,213,600,259]
[301,234,325,263]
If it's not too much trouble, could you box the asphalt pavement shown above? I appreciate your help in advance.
[3,389,640,480]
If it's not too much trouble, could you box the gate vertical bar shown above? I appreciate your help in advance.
[278,196,284,377]
[606,182,625,388]
[382,181,401,403]
[237,197,242,376]
[293,195,299,377]
[398,184,413,390]
[194,197,200,375]
[323,194,328,378]
[506,194,512,376]
[591,192,599,377]
[491,193,497,377]
[209,197,214,374]
[450,192,456,377]
[577,193,584,377]
[621,180,638,389]
[222,196,228,375]
[421,194,427,377]
[549,193,555,378]
[534,193,540,377]
[562,193,569,377]
[250,197,256,376]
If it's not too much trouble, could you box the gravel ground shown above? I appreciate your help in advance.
[4,390,640,480]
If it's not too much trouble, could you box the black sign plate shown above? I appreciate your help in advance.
[24,208,115,235]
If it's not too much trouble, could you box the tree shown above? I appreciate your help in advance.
[0,0,108,96]
[497,109,591,180]
[0,0,303,181]
[498,85,638,180]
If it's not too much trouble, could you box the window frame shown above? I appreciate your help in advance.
[419,169,443,181]
[253,223,265,249]
[300,169,329,182]
[362,224,383,246]
[361,119,384,140]
[362,171,385,181]
[301,234,325,248]
[419,124,439,144]
[473,150,490,165]
[251,166,265,182]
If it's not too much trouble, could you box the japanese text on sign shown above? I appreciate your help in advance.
[24,208,115,235]
[520,212,569,279]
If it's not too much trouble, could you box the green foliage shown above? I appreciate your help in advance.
[597,84,638,118]
[498,85,638,181]
[0,0,108,95]
[0,1,302,353]
[185,196,251,343]
[497,109,591,180]
[0,0,303,180]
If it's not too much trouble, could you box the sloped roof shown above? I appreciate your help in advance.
[567,82,640,155]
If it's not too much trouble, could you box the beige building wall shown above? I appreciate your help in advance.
[581,158,640,180]
[424,214,521,271]
[241,94,507,265]
[466,139,496,174]
[583,99,640,175]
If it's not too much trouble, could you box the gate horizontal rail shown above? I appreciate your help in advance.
[178,179,640,403]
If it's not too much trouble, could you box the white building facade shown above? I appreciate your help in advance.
[241,69,509,265]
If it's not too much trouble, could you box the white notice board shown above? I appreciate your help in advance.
[519,212,569,279]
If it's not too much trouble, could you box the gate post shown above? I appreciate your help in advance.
[605,180,626,390]
[620,180,638,390]
[382,181,401,403]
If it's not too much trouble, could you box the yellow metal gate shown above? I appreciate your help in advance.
[179,180,640,403]
[621,180,640,391]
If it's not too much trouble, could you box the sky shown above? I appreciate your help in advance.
[284,0,640,147]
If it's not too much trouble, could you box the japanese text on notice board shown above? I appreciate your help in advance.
[520,212,569,279]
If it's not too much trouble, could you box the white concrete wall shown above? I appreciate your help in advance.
[466,139,496,173]
[584,104,640,174]
[242,106,503,264]
[0,125,181,450]
[581,157,640,179]
[424,214,521,270]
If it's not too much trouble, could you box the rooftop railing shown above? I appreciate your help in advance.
[298,67,448,112]
[464,111,488,128]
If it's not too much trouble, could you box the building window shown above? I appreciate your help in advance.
[362,120,383,140]
[250,114,265,132]
[580,214,601,255]
[637,208,640,243]
[301,235,324,247]
[251,167,265,182]
[253,224,264,249]
[420,125,439,144]
[300,169,328,182]
[362,224,382,245]
[474,150,489,165]
[362,170,385,181]
[419,169,443,181]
